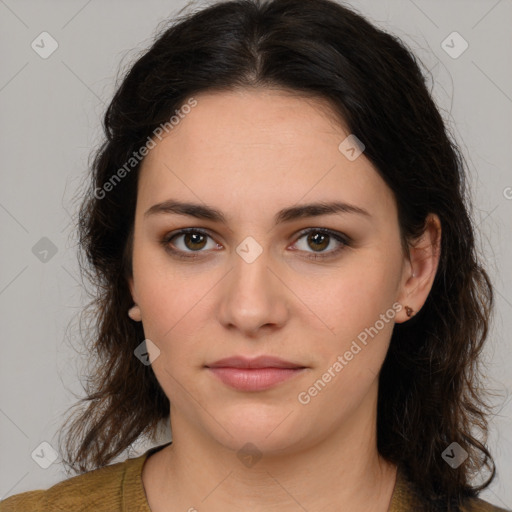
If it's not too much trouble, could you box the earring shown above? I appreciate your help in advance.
[128,304,142,322]
[405,306,414,317]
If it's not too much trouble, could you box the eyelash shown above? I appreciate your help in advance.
[160,227,351,261]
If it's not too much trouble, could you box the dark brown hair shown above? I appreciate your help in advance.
[59,0,497,508]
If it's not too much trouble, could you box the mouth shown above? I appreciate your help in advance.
[206,355,306,369]
[205,355,307,391]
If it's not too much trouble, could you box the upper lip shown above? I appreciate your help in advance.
[206,356,306,369]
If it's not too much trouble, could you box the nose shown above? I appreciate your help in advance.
[217,247,290,337]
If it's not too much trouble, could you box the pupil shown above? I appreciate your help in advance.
[186,233,206,250]
[309,232,328,251]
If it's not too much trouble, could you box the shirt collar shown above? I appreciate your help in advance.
[123,444,423,511]
[388,463,426,511]
[122,442,172,512]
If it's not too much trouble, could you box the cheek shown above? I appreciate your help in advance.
[137,275,208,347]
[294,253,400,343]
[292,258,401,405]
[296,273,396,414]
[133,241,208,329]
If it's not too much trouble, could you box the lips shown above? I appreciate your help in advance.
[205,356,307,391]
[206,355,305,369]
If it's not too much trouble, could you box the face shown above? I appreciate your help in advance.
[129,88,414,455]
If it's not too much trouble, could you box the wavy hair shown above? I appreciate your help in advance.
[58,0,496,508]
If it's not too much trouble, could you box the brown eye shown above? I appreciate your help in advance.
[293,228,351,260]
[162,228,220,259]
[161,227,350,262]
[306,232,330,251]
[182,232,208,251]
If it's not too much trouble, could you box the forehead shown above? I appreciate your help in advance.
[137,88,397,223]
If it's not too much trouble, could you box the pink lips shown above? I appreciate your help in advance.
[205,356,307,391]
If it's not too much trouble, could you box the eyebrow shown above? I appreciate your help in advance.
[144,199,371,225]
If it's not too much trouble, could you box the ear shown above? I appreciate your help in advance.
[127,276,142,322]
[395,213,441,323]
[128,304,142,322]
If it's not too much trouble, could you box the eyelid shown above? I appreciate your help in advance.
[294,227,350,245]
[291,227,351,259]
[161,226,351,259]
[161,227,219,256]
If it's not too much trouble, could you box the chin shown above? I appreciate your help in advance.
[203,405,311,455]
[218,430,302,458]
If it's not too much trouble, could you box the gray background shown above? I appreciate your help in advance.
[0,0,511,508]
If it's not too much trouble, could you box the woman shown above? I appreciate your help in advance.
[1,0,508,510]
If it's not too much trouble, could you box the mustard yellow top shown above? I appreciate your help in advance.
[1,443,509,511]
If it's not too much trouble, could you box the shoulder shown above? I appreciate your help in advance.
[390,465,510,512]
[460,496,511,512]
[0,453,147,512]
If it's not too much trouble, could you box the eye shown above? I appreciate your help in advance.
[292,228,350,260]
[162,228,220,259]
[161,227,351,261]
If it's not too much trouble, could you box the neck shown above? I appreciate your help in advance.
[143,388,397,512]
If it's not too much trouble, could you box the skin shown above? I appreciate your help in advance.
[128,87,441,512]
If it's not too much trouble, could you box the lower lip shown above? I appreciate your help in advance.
[207,367,306,391]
